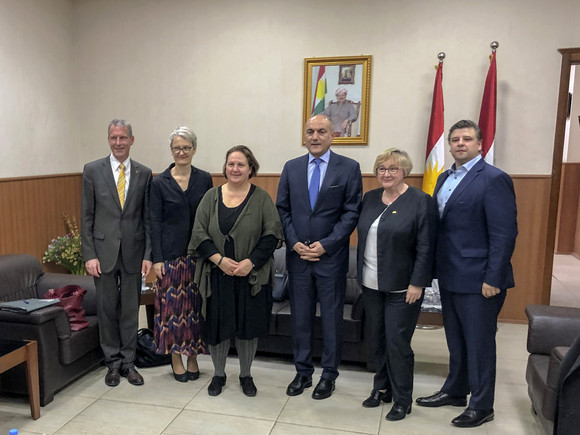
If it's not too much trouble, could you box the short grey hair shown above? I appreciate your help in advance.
[169,126,197,149]
[108,119,133,137]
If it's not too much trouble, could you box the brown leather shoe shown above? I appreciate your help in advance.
[105,368,120,387]
[121,367,144,386]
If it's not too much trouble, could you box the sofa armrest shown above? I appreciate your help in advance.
[37,272,97,316]
[526,305,580,355]
[0,306,71,340]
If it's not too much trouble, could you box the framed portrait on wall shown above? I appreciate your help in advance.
[303,55,372,145]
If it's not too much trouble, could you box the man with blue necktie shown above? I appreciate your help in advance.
[416,119,518,428]
[276,114,362,400]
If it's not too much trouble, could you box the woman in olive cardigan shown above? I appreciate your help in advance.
[188,145,283,398]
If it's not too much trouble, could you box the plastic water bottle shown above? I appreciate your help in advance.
[9,429,18,435]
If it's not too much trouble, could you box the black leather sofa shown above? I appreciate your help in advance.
[0,254,103,406]
[258,246,372,366]
[525,304,580,434]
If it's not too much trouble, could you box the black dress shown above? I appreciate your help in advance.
[197,185,278,345]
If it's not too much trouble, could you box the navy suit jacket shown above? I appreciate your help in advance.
[433,158,517,293]
[276,150,362,276]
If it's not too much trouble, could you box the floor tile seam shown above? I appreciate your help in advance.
[180,408,279,423]
[48,396,102,434]
[92,396,189,411]
[272,419,376,434]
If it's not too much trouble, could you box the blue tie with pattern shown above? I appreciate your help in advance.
[309,158,321,209]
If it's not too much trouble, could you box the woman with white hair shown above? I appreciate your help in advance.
[150,126,213,382]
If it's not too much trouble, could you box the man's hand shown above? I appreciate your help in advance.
[153,262,164,280]
[482,282,500,298]
[341,119,349,130]
[85,258,101,277]
[296,241,325,262]
[292,242,308,255]
[233,259,253,277]
[142,260,153,277]
[405,285,423,304]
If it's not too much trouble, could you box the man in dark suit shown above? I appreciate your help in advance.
[416,120,518,427]
[276,114,362,400]
[81,119,153,387]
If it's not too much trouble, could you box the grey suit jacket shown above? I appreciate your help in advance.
[81,156,152,274]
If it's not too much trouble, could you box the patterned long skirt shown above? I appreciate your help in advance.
[153,255,208,356]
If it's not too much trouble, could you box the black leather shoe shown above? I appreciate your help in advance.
[286,374,312,396]
[386,403,412,421]
[239,376,257,397]
[187,371,200,381]
[208,375,226,396]
[415,391,467,407]
[121,367,144,386]
[105,368,120,387]
[362,389,392,407]
[171,360,188,383]
[312,378,335,400]
[451,408,494,427]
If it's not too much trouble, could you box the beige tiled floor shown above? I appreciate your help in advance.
[2,254,578,434]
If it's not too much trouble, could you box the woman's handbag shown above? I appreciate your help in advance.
[44,285,89,331]
[135,328,172,368]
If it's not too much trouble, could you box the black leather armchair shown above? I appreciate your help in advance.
[0,254,103,405]
[525,304,580,434]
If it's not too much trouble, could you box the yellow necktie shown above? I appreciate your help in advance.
[117,163,126,208]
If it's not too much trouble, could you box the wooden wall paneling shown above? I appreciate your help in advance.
[501,176,552,321]
[0,174,82,272]
[555,163,580,254]
[0,173,553,322]
[556,163,580,254]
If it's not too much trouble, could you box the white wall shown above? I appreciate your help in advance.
[0,0,77,177]
[567,66,580,162]
[3,0,580,176]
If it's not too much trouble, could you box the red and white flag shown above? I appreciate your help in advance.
[479,50,497,165]
[422,59,445,196]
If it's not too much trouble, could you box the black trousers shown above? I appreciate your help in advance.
[94,251,141,370]
[362,286,423,406]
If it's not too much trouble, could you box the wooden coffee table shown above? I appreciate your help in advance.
[0,339,40,419]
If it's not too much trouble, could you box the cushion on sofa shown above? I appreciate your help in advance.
[59,317,100,365]
[0,254,43,301]
[275,302,362,343]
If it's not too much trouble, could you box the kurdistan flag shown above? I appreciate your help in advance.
[479,49,497,165]
[311,66,326,115]
[422,59,445,196]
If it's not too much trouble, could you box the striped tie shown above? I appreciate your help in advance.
[117,163,126,208]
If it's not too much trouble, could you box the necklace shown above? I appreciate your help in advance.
[382,184,407,206]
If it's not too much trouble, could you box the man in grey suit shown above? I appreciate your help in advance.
[81,119,153,386]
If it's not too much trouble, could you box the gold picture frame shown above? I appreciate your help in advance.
[303,55,372,145]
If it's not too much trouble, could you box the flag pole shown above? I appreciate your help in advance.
[421,52,446,196]
[479,41,498,165]
[421,52,446,317]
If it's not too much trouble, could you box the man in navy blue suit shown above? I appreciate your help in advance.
[276,115,362,400]
[416,120,518,427]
